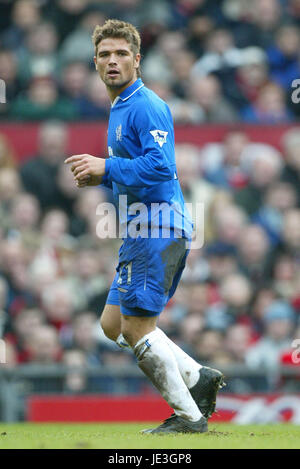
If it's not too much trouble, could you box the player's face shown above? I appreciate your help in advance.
[94,37,140,90]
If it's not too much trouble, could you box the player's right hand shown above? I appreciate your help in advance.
[75,174,102,187]
[64,154,105,187]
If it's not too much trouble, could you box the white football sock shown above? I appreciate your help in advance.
[156,328,202,389]
[116,333,130,349]
[116,330,202,389]
[133,330,202,422]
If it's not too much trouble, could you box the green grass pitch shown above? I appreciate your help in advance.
[0,423,299,449]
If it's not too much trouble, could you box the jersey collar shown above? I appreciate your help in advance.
[111,78,144,107]
[119,78,144,102]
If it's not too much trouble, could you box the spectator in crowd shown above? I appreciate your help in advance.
[55,161,80,217]
[142,30,187,86]
[5,308,45,363]
[205,242,237,285]
[72,186,108,239]
[0,168,22,234]
[266,24,300,90]
[201,129,250,189]
[170,0,224,30]
[233,47,269,109]
[66,311,100,365]
[232,0,282,49]
[237,224,271,285]
[280,128,300,205]
[18,22,59,83]
[74,73,110,120]
[59,60,90,102]
[205,273,253,331]
[209,203,248,249]
[246,300,295,372]
[175,143,214,208]
[249,285,277,337]
[0,51,20,118]
[251,182,297,246]
[0,277,8,337]
[272,253,299,301]
[193,329,225,365]
[178,311,206,357]
[191,28,241,78]
[181,248,210,284]
[44,0,90,44]
[1,0,41,52]
[168,49,196,99]
[8,193,40,241]
[146,80,204,124]
[224,324,253,364]
[188,74,238,123]
[235,143,283,215]
[59,8,106,65]
[20,121,69,209]
[241,82,294,123]
[26,324,63,391]
[186,13,215,56]
[0,238,33,315]
[40,209,70,244]
[10,76,78,121]
[70,248,109,312]
[286,0,300,25]
[40,281,75,332]
[185,282,209,317]
[280,209,300,260]
[110,0,171,31]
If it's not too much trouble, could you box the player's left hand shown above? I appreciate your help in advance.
[64,154,106,186]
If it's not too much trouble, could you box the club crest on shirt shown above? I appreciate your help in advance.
[116,124,122,141]
[150,129,168,148]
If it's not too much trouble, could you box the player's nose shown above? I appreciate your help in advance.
[108,53,118,65]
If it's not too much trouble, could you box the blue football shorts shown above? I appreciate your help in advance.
[106,235,190,317]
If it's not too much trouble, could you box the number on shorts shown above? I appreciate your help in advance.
[117,262,132,285]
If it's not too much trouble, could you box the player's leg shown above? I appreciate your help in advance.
[155,243,225,418]
[100,303,121,342]
[117,238,224,418]
[155,328,225,418]
[120,310,204,426]
[100,274,129,348]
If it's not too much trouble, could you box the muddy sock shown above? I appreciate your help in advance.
[116,330,202,388]
[156,328,202,389]
[133,330,202,422]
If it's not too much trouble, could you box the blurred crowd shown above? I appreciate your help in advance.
[0,0,300,396]
[0,0,300,122]
[0,121,300,394]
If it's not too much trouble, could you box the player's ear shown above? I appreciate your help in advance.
[93,56,97,70]
[134,53,141,71]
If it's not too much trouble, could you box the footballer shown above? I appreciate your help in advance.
[65,19,224,434]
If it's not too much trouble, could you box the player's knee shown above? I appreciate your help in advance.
[100,316,118,342]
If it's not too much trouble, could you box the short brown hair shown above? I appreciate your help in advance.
[92,19,141,77]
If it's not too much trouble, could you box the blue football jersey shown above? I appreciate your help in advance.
[101,78,193,239]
